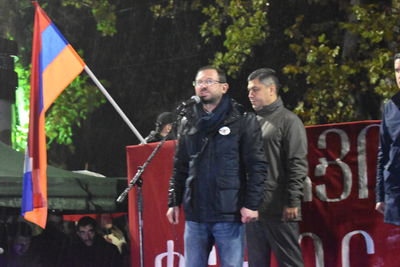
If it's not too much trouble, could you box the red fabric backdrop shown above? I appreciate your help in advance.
[126,121,400,267]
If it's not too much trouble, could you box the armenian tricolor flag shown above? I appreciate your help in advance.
[22,2,85,228]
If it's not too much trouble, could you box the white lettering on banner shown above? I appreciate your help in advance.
[154,240,184,267]
[341,230,375,267]
[303,176,312,202]
[357,124,379,199]
[299,232,324,267]
[208,246,216,265]
[156,230,376,267]
[315,129,352,202]
[299,230,375,267]
[207,246,249,267]
[154,241,250,266]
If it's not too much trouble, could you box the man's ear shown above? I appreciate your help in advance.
[222,83,229,94]
[270,84,277,95]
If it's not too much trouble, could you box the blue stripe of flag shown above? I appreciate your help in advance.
[41,23,68,71]
[22,171,34,214]
[39,23,68,112]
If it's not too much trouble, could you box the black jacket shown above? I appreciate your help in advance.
[376,92,400,225]
[168,97,268,222]
[256,98,308,221]
[60,235,122,267]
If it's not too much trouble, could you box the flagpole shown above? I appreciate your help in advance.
[84,65,147,144]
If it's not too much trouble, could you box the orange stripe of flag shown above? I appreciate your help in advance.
[42,44,85,111]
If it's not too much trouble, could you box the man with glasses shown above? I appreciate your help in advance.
[166,65,268,267]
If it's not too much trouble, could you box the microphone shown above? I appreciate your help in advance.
[178,95,201,108]
[144,130,157,142]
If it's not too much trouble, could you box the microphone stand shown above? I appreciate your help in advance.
[116,104,189,267]
[116,136,167,267]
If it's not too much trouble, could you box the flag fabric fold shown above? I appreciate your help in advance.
[22,2,85,228]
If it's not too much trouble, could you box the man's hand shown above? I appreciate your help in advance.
[375,202,385,214]
[166,206,180,224]
[240,207,258,223]
[282,206,299,221]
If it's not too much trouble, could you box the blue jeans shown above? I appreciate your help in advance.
[184,221,244,267]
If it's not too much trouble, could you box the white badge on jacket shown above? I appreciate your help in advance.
[219,126,231,135]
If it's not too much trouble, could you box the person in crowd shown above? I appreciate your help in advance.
[145,111,176,143]
[6,221,42,267]
[33,213,69,267]
[376,53,400,225]
[98,214,127,254]
[111,214,131,267]
[60,216,121,267]
[166,65,268,267]
[246,68,308,266]
[0,220,7,266]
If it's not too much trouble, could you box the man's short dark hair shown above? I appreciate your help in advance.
[196,65,227,83]
[77,216,96,229]
[247,68,280,93]
[394,53,400,62]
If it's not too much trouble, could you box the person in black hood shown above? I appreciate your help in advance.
[145,112,176,143]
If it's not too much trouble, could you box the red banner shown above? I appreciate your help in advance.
[127,121,400,267]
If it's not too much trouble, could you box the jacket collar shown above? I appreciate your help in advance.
[185,97,243,135]
[256,97,283,116]
[391,91,400,109]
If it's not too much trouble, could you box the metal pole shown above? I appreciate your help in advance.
[137,185,144,267]
[84,65,147,144]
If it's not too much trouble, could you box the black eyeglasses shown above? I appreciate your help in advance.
[192,79,222,87]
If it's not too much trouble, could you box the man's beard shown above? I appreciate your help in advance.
[200,96,218,105]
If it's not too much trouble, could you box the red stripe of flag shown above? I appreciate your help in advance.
[22,2,85,228]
